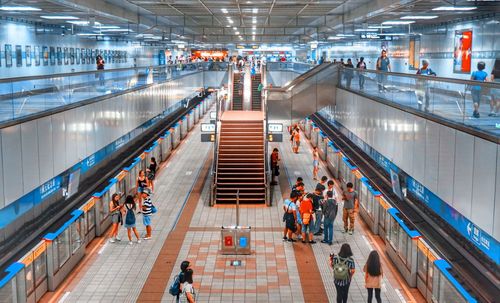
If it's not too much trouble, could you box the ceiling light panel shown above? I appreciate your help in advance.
[382,20,415,25]
[432,6,477,11]
[41,15,79,20]
[0,6,41,11]
[400,15,438,20]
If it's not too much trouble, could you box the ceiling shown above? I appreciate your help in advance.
[0,0,498,45]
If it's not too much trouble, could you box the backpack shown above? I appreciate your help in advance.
[302,212,311,225]
[169,272,183,296]
[125,206,135,225]
[333,257,351,281]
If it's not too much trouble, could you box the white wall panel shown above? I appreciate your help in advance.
[452,132,474,217]
[470,138,496,234]
[495,145,500,239]
[74,107,87,161]
[1,125,23,205]
[20,121,40,193]
[424,121,440,193]
[437,126,456,203]
[85,105,96,157]
[37,117,54,184]
[51,113,66,176]
[64,109,78,168]
[412,117,426,183]
[0,134,4,208]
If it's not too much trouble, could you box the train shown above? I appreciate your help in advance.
[301,117,478,303]
[0,94,215,303]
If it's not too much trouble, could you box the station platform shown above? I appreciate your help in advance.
[40,115,422,303]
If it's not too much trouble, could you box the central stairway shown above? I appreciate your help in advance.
[215,111,266,204]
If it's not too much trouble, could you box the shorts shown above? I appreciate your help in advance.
[301,223,313,233]
[143,215,151,226]
[124,222,136,229]
[313,160,319,167]
[111,213,121,224]
[138,187,144,193]
[295,141,301,147]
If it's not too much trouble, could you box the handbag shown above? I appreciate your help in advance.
[151,205,157,214]
[274,165,280,176]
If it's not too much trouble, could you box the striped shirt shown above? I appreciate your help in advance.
[333,256,355,286]
[142,198,153,216]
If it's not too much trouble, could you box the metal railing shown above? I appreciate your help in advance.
[0,61,229,124]
[338,67,500,138]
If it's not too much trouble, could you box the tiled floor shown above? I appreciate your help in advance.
[49,114,420,303]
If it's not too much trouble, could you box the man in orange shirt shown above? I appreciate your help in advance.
[299,196,316,244]
[293,129,301,154]
[270,148,280,185]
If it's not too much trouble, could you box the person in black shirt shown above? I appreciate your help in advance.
[356,57,367,89]
[344,59,355,89]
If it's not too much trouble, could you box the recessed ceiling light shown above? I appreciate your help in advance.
[432,6,476,11]
[354,28,378,32]
[41,15,79,20]
[0,6,41,11]
[382,33,407,36]
[68,21,102,26]
[235,31,240,34]
[401,15,438,20]
[221,8,228,14]
[228,19,234,24]
[252,8,258,14]
[252,26,256,30]
[368,25,392,29]
[233,27,237,30]
[252,31,256,35]
[328,36,343,40]
[336,34,356,37]
[77,33,103,36]
[252,19,257,24]
[94,25,120,29]
[382,20,415,25]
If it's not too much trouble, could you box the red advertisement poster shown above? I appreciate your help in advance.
[453,30,472,73]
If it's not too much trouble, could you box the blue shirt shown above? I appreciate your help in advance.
[283,199,296,212]
[471,70,488,91]
[378,57,390,71]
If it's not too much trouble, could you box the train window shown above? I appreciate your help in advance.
[34,251,47,286]
[52,240,59,271]
[379,206,386,232]
[100,193,110,222]
[70,220,82,254]
[360,183,368,209]
[367,192,373,216]
[399,227,408,265]
[417,248,428,281]
[87,205,96,230]
[25,262,35,295]
[57,229,71,268]
[428,262,434,292]
[0,279,14,302]
[389,217,399,251]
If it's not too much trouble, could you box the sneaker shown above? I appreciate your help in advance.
[472,111,480,118]
[287,238,296,242]
[342,229,348,233]
[314,232,322,236]
[309,240,317,244]
[488,112,496,117]
[283,236,288,241]
[137,239,142,244]
[348,230,353,235]
[128,241,133,245]
[143,236,152,240]
[302,240,306,244]
[109,238,116,243]
[115,237,122,242]
[320,240,328,244]
[328,242,333,246]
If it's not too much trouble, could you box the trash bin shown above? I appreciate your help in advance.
[220,226,252,255]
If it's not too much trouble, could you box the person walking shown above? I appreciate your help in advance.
[415,59,437,112]
[364,250,383,303]
[141,188,154,240]
[470,61,489,118]
[376,50,391,92]
[344,59,355,89]
[312,146,320,180]
[180,263,196,303]
[490,65,499,117]
[342,182,358,235]
[357,57,367,89]
[293,128,301,154]
[330,243,356,303]
[109,193,123,243]
[270,148,280,185]
[123,195,141,245]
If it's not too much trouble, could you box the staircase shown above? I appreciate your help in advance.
[251,74,262,111]
[232,73,243,110]
[215,113,266,204]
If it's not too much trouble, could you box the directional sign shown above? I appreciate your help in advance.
[201,123,215,133]
[268,123,283,133]
[210,111,216,119]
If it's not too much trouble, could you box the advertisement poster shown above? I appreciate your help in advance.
[70,48,74,64]
[56,47,62,65]
[49,46,55,65]
[25,45,32,67]
[35,46,40,66]
[15,45,22,67]
[453,29,472,73]
[63,47,69,65]
[76,48,80,64]
[5,44,12,67]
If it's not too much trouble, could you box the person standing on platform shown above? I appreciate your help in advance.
[489,65,499,117]
[364,250,383,303]
[376,50,391,93]
[136,170,149,207]
[147,157,158,192]
[293,128,301,154]
[96,55,105,86]
[357,57,367,90]
[299,195,316,244]
[470,61,489,118]
[179,262,196,303]
[108,193,123,243]
[283,191,298,242]
[270,148,280,185]
[342,182,358,235]
[344,59,355,89]
[123,195,141,245]
[312,188,323,236]
[312,146,320,180]
[321,190,338,245]
[141,188,154,240]
[415,59,437,112]
[330,244,356,303]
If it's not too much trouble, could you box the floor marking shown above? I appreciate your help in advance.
[58,292,71,303]
[362,235,374,250]
[97,242,108,255]
[186,171,192,175]
[395,289,407,303]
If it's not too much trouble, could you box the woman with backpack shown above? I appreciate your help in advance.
[180,266,196,303]
[364,250,383,303]
[330,243,355,303]
[124,195,141,245]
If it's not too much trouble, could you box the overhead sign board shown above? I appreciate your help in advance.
[268,123,283,133]
[360,34,393,41]
[201,123,215,133]
[210,111,216,119]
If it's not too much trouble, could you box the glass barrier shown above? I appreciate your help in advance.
[0,62,227,123]
[265,61,315,74]
[338,67,500,137]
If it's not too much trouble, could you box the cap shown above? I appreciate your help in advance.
[142,187,152,196]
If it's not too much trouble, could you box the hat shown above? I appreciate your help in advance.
[142,187,152,196]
